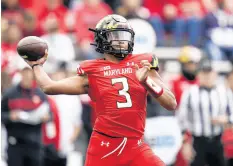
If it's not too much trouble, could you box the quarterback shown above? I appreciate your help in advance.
[25,15,177,166]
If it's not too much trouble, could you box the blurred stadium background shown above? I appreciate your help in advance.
[1,0,233,166]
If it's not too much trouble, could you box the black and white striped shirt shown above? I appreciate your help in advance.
[177,84,233,137]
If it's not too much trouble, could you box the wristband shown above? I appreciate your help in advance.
[141,76,163,98]
[32,64,40,69]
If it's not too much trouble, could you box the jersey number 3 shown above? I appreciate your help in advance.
[111,77,132,108]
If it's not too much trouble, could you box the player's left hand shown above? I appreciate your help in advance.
[135,60,151,82]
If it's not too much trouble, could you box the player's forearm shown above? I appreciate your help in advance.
[155,86,177,111]
[145,81,177,110]
[32,65,56,94]
[33,65,88,95]
[143,71,177,111]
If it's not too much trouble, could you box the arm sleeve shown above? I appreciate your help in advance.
[1,92,11,124]
[176,89,191,132]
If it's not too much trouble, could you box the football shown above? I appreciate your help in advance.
[17,36,48,61]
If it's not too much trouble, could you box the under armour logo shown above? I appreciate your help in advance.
[137,139,142,146]
[101,141,110,147]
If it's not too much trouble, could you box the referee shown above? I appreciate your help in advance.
[177,60,232,166]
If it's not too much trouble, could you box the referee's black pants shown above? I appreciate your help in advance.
[43,144,67,166]
[44,156,67,166]
[191,135,226,166]
[7,143,43,166]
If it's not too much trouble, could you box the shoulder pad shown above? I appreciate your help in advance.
[77,59,99,75]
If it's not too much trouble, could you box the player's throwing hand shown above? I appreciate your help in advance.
[135,60,151,82]
[25,49,48,67]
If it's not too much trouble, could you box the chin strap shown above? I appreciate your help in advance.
[113,53,127,60]
[31,64,40,69]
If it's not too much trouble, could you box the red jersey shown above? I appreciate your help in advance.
[77,54,158,138]
[42,97,60,150]
[171,75,198,106]
[222,128,233,159]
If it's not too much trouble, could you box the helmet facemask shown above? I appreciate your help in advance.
[102,29,134,59]
[89,15,135,60]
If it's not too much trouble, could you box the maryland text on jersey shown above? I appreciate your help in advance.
[103,67,133,77]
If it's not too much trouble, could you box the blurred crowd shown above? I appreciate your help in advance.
[1,0,233,166]
[1,0,233,75]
